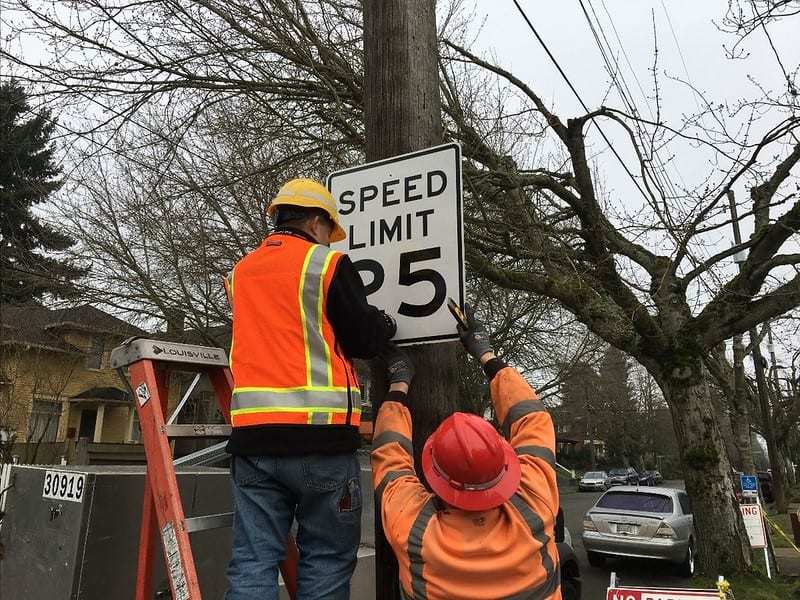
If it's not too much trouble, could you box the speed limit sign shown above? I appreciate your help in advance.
[328,143,465,345]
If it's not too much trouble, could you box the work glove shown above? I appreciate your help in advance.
[380,310,397,339]
[457,304,493,360]
[382,343,414,386]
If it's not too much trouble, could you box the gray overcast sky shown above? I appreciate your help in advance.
[469,0,798,229]
[467,1,799,359]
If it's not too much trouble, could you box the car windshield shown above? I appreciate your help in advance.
[584,472,604,478]
[597,492,674,513]
[608,469,627,476]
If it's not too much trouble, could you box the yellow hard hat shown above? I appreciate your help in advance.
[267,178,346,243]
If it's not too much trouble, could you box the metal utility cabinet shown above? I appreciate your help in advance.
[0,465,232,600]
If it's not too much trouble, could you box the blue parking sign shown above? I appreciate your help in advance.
[741,474,759,496]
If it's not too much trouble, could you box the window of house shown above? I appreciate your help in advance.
[85,337,105,369]
[27,399,62,443]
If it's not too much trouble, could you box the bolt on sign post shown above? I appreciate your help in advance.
[328,143,465,345]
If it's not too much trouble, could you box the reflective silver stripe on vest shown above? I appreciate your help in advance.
[502,400,547,438]
[232,388,360,411]
[399,496,558,600]
[514,445,557,469]
[374,469,416,506]
[509,494,556,582]
[372,431,413,457]
[407,498,437,600]
[301,244,336,387]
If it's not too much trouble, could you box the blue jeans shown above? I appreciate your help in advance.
[225,453,362,600]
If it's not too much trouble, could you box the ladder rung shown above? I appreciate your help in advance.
[163,424,232,438]
[184,512,234,533]
[173,441,229,467]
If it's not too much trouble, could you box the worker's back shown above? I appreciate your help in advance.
[229,232,361,428]
[372,345,561,599]
[381,471,560,600]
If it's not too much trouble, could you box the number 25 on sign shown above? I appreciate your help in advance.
[328,143,465,345]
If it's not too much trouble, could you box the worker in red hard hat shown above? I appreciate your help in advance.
[371,306,561,600]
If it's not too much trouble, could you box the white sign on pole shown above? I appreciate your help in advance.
[328,143,465,345]
[739,503,767,548]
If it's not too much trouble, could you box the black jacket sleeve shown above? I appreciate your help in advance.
[327,255,393,359]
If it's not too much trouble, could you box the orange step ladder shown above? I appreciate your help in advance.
[111,338,298,600]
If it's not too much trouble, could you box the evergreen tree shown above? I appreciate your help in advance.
[0,80,85,303]
[558,360,603,467]
[597,346,643,467]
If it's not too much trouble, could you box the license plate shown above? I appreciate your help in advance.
[614,523,638,535]
[42,470,86,503]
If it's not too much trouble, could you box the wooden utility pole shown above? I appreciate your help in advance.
[362,1,460,598]
[727,190,756,475]
[728,190,786,511]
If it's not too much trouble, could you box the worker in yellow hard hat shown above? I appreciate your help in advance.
[225,177,396,600]
[267,178,348,243]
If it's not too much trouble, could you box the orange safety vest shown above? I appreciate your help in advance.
[371,367,561,600]
[229,233,361,428]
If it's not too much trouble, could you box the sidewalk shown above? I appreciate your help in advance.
[775,547,800,576]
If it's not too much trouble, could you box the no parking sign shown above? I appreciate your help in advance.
[606,588,718,600]
[328,143,465,345]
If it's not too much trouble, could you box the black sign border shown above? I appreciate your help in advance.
[327,142,465,345]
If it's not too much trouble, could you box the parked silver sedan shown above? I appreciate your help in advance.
[578,470,609,492]
[582,486,695,576]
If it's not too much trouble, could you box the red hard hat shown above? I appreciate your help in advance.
[422,412,520,511]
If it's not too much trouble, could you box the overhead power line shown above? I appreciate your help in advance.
[509,0,653,205]
[578,0,685,200]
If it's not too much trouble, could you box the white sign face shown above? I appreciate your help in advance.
[740,503,767,548]
[42,470,86,503]
[328,143,465,345]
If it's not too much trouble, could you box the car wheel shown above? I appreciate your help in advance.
[587,551,606,568]
[676,540,695,577]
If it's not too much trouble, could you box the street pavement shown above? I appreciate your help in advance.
[560,480,689,600]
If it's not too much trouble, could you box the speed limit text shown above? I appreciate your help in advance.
[337,170,447,250]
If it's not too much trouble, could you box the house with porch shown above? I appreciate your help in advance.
[0,304,146,463]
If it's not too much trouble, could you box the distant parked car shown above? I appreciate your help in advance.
[638,471,657,486]
[582,486,695,577]
[732,470,774,503]
[758,471,774,503]
[579,471,609,492]
[607,467,638,486]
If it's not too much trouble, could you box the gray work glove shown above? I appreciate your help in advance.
[382,343,414,386]
[457,304,493,360]
[380,310,397,339]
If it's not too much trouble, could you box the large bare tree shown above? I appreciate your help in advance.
[3,0,799,574]
[439,31,799,570]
